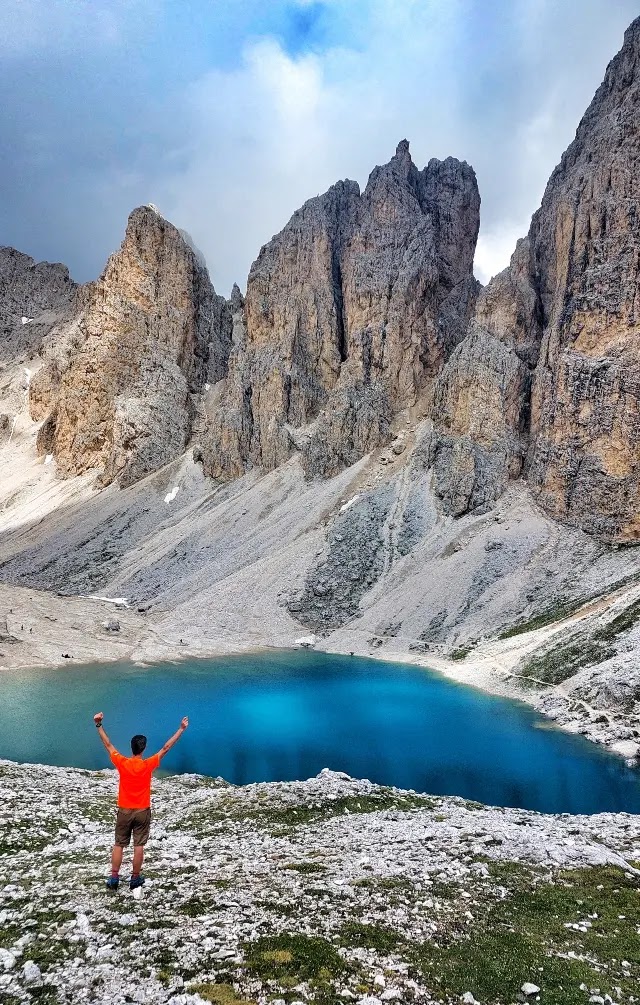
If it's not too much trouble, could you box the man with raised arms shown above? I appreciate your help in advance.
[93,711,189,890]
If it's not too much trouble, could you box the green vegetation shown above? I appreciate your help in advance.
[283,861,327,874]
[592,596,640,642]
[0,816,67,856]
[498,567,640,642]
[182,788,437,836]
[450,644,476,661]
[180,895,213,916]
[339,921,402,953]
[518,632,614,685]
[516,595,640,686]
[255,898,298,917]
[498,598,590,639]
[414,865,640,1004]
[189,983,255,1005]
[243,932,347,984]
[75,798,114,825]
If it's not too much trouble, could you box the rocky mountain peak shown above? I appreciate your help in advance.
[203,141,480,481]
[428,14,640,542]
[28,205,232,487]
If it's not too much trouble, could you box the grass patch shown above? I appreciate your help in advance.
[75,798,114,825]
[518,632,615,685]
[519,593,640,685]
[339,921,402,953]
[184,788,437,836]
[260,791,437,831]
[180,896,211,917]
[413,865,640,1004]
[189,983,255,1005]
[256,899,298,917]
[592,596,640,642]
[450,644,475,661]
[498,598,590,639]
[283,862,327,874]
[243,932,347,982]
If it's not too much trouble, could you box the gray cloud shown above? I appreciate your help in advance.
[0,0,638,295]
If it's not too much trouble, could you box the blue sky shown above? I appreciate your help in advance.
[1,0,638,294]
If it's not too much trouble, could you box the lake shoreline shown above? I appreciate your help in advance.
[1,581,638,767]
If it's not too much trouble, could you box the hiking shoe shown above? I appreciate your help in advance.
[129,874,145,890]
[105,876,120,891]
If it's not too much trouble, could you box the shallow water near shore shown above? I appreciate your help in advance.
[1,649,639,814]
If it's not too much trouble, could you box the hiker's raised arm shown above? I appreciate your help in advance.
[155,716,189,761]
[93,712,117,755]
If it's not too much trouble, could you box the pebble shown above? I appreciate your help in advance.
[521,983,541,996]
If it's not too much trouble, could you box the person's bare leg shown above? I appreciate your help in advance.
[111,845,124,874]
[132,845,144,876]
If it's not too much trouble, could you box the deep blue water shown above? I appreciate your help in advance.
[0,649,638,814]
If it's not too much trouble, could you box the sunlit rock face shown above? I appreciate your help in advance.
[429,16,640,542]
[29,207,232,487]
[202,140,480,480]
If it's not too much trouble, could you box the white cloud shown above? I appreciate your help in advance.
[152,0,638,295]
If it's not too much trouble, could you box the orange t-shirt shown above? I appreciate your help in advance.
[110,751,161,809]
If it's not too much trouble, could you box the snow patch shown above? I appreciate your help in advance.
[87,595,130,609]
[164,486,180,504]
[339,494,360,514]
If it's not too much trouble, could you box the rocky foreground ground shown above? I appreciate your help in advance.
[0,762,639,1005]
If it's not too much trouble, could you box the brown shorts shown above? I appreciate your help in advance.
[115,807,151,847]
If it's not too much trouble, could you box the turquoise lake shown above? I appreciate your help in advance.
[1,649,639,814]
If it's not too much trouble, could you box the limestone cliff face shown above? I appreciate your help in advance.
[429,16,640,542]
[428,237,541,515]
[29,207,231,487]
[526,16,640,540]
[203,142,480,480]
[0,247,76,362]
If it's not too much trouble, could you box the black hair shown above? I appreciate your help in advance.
[131,734,147,755]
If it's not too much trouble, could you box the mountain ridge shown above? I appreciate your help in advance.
[1,18,640,758]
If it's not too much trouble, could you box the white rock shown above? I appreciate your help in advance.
[461,994,479,1005]
[358,998,383,1005]
[295,635,317,648]
[0,949,16,971]
[118,914,138,926]
[521,984,540,996]
[22,960,42,986]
